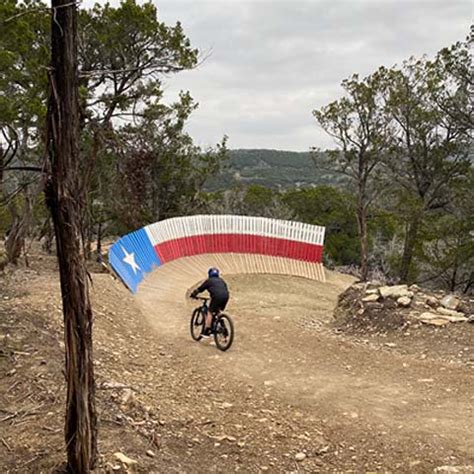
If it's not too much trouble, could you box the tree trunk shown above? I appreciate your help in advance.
[449,252,459,292]
[356,202,369,281]
[96,219,103,263]
[5,201,25,265]
[399,217,420,283]
[44,1,97,471]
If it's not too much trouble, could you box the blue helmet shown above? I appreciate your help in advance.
[208,267,220,278]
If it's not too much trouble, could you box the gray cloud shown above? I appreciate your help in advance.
[83,0,472,150]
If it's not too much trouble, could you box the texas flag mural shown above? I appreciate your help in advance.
[108,228,161,293]
[109,215,325,293]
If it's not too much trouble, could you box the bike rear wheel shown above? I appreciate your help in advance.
[214,314,234,351]
[190,308,204,341]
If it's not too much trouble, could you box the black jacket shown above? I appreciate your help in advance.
[193,276,229,300]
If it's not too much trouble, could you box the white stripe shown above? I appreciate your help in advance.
[142,215,325,246]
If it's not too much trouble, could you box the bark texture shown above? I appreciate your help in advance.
[399,217,420,283]
[44,1,97,471]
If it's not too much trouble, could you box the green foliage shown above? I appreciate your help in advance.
[1,0,223,250]
[313,71,391,279]
[0,0,49,127]
[311,34,472,287]
[416,170,474,290]
[78,0,198,124]
[379,41,472,282]
[106,93,228,231]
[283,186,359,266]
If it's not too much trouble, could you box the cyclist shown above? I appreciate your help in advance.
[190,267,229,337]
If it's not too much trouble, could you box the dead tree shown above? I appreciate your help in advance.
[44,0,97,471]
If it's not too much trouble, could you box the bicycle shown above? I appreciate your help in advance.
[190,297,234,351]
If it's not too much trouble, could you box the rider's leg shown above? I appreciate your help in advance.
[207,299,221,333]
[205,310,213,332]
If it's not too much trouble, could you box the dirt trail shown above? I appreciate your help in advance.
[1,252,473,472]
[136,256,474,470]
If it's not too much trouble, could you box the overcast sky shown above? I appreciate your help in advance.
[83,0,472,151]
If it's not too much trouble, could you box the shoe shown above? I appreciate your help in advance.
[201,328,212,338]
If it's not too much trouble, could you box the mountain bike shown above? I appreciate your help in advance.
[190,297,234,351]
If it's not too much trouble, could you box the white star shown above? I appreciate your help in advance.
[121,246,141,274]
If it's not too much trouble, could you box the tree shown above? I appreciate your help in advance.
[1,0,203,260]
[44,0,96,470]
[382,45,471,282]
[0,0,49,260]
[283,186,359,266]
[107,95,227,232]
[417,169,474,292]
[77,0,199,253]
[313,72,390,280]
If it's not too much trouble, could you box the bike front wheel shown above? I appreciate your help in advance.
[214,314,234,351]
[190,308,204,341]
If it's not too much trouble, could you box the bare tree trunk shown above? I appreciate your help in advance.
[44,1,97,471]
[39,217,55,254]
[96,219,103,262]
[356,202,369,281]
[5,201,25,265]
[399,217,420,283]
[449,253,459,292]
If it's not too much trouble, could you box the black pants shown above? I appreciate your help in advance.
[209,295,229,314]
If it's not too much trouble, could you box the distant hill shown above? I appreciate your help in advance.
[205,149,346,191]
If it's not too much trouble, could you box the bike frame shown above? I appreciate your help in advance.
[193,296,221,326]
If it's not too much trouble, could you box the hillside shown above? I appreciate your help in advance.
[205,149,347,191]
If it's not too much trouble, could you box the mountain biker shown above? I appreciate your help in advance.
[190,267,229,337]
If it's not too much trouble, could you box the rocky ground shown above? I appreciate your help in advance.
[0,251,473,473]
[333,281,474,365]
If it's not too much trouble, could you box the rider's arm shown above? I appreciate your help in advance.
[191,279,210,297]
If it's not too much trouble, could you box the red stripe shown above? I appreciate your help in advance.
[154,234,323,264]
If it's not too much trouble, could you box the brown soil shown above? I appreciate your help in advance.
[0,251,473,473]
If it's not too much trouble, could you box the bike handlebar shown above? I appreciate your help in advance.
[191,296,209,302]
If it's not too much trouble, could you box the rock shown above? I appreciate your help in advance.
[221,402,233,409]
[409,284,421,291]
[421,318,450,326]
[397,296,412,307]
[379,285,408,299]
[146,450,156,458]
[425,296,439,307]
[114,452,138,466]
[365,289,379,295]
[385,343,397,348]
[418,313,450,326]
[440,295,460,310]
[295,452,306,461]
[317,445,330,454]
[467,315,474,323]
[362,294,379,302]
[436,307,465,318]
[434,466,474,473]
[418,309,466,323]
[101,381,129,390]
[438,315,467,323]
[121,388,135,405]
